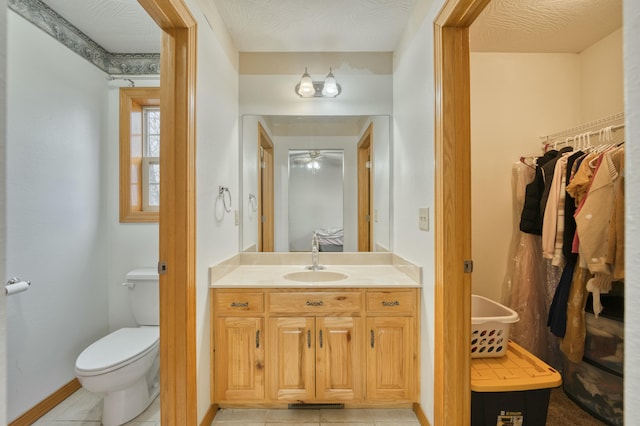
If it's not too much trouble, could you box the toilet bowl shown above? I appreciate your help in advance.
[75,269,160,426]
[75,327,160,426]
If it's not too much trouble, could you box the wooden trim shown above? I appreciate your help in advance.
[357,123,373,251]
[199,404,219,426]
[119,87,161,223]
[257,122,274,252]
[433,1,490,425]
[9,379,81,426]
[412,403,432,426]
[136,0,198,425]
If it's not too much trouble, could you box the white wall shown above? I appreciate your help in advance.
[580,28,624,122]
[6,11,110,421]
[185,0,240,420]
[392,1,442,420]
[240,115,272,252]
[469,53,582,301]
[288,154,344,251]
[0,0,7,422]
[469,27,625,302]
[273,136,357,252]
[106,78,160,331]
[623,0,640,422]
[239,54,392,117]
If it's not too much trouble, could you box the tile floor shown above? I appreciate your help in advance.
[30,389,420,426]
[210,407,421,425]
[32,388,160,425]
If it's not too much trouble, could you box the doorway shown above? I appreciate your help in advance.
[357,123,373,251]
[433,0,491,424]
[137,0,198,424]
[258,122,274,252]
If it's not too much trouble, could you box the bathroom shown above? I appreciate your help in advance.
[1,1,639,426]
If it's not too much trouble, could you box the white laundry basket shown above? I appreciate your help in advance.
[471,294,519,358]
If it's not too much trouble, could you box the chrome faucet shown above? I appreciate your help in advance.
[306,232,325,271]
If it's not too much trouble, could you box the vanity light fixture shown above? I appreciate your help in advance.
[295,67,342,98]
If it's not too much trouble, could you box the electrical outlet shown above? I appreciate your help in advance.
[418,207,429,231]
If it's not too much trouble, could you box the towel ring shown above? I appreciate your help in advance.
[218,186,232,213]
[248,193,258,212]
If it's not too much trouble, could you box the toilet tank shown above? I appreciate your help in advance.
[125,268,160,326]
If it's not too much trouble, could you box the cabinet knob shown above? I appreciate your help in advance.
[370,329,375,348]
[306,300,324,307]
[231,302,249,308]
[382,300,400,307]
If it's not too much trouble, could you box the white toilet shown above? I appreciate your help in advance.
[75,268,160,426]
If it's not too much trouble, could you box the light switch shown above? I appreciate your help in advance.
[234,209,240,226]
[418,207,429,231]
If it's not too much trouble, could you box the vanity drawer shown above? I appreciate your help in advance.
[214,291,264,314]
[366,290,416,315]
[268,291,363,314]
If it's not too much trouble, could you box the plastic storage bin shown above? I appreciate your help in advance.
[471,341,562,426]
[471,294,519,358]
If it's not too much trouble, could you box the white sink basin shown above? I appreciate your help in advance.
[283,270,349,282]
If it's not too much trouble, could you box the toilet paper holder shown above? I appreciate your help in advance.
[5,277,31,295]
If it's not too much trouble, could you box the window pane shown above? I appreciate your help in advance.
[148,135,160,158]
[149,163,160,184]
[148,183,160,207]
[144,107,160,157]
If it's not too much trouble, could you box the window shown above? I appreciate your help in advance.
[120,87,161,222]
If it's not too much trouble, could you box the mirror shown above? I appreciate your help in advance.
[241,115,391,252]
[289,149,344,252]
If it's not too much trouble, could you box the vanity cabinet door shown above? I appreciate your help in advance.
[366,316,415,401]
[316,317,363,401]
[267,316,363,403]
[215,317,264,402]
[267,317,315,402]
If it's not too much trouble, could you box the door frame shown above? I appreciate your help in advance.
[257,122,274,251]
[137,0,198,424]
[357,123,373,251]
[433,0,490,425]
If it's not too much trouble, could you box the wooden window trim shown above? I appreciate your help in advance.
[119,87,161,222]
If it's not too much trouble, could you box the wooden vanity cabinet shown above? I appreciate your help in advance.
[212,291,265,403]
[212,287,418,406]
[267,316,363,402]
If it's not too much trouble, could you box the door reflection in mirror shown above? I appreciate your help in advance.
[288,150,344,252]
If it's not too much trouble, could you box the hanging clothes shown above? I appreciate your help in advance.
[502,162,548,361]
[519,150,558,235]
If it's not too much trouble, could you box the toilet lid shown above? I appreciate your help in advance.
[76,327,159,375]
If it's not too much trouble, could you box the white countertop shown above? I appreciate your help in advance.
[209,253,421,288]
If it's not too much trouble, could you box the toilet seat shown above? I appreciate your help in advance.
[75,327,159,377]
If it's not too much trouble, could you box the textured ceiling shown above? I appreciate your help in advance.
[470,0,622,53]
[41,0,161,53]
[212,0,417,52]
[37,0,621,55]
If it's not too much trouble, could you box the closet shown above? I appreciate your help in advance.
[469,1,624,425]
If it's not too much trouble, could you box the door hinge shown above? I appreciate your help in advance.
[463,260,473,273]
[158,261,168,275]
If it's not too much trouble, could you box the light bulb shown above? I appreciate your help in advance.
[297,67,315,97]
[322,68,339,96]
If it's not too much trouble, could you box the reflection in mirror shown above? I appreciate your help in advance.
[289,149,344,252]
[241,115,391,253]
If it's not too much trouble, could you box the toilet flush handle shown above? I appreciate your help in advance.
[121,282,135,289]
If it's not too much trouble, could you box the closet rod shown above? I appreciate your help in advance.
[539,112,625,145]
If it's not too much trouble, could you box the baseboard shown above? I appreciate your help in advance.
[9,378,82,426]
[412,403,432,426]
[199,403,220,426]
